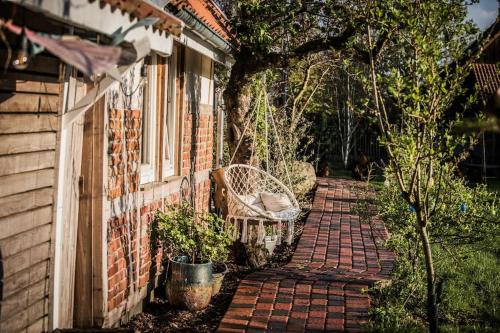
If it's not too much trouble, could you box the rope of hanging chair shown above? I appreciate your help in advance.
[249,102,259,164]
[228,85,293,188]
[228,90,262,166]
[264,94,269,173]
[265,94,293,189]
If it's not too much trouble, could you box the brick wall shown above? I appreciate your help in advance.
[193,178,211,211]
[138,199,164,289]
[103,55,215,325]
[107,211,138,311]
[108,109,141,200]
[181,111,214,176]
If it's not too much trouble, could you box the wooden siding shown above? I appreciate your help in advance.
[0,60,61,332]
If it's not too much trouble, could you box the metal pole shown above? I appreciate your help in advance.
[482,133,487,182]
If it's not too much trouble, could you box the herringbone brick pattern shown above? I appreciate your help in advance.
[218,178,395,332]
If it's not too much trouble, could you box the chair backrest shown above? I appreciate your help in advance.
[224,164,299,209]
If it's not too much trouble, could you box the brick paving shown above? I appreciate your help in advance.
[217,178,395,332]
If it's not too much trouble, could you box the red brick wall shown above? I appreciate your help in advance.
[104,56,215,322]
[107,211,138,311]
[138,199,165,289]
[194,178,211,210]
[181,112,214,176]
[108,109,141,200]
[105,107,214,315]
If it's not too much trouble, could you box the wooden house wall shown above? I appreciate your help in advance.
[0,55,61,332]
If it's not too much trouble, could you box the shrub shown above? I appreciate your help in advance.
[370,173,500,332]
[155,203,233,264]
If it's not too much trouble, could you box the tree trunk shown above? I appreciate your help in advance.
[223,56,270,267]
[417,223,438,333]
[223,57,259,164]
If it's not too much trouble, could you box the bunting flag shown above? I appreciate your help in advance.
[3,20,125,77]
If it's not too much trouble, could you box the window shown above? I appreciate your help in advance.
[140,50,181,184]
[200,54,214,106]
[140,54,157,184]
[162,49,178,178]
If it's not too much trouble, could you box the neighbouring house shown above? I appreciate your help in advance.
[460,23,500,181]
[0,0,235,331]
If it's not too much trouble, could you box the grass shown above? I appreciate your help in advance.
[437,245,500,332]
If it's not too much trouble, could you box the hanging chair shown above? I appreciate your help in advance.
[224,164,300,245]
[225,164,300,219]
[221,84,301,246]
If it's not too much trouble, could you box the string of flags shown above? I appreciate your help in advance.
[0,17,158,77]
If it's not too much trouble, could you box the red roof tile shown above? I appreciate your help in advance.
[472,63,500,101]
[171,0,236,43]
[102,0,183,37]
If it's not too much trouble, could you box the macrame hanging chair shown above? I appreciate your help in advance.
[222,86,300,246]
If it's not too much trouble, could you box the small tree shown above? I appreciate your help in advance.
[358,1,494,332]
[332,67,362,168]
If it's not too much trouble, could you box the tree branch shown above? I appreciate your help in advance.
[259,25,357,70]
[354,29,390,64]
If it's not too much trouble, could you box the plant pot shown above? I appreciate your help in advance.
[166,256,213,311]
[211,263,228,296]
[264,235,278,255]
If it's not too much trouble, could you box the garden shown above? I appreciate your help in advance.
[129,1,498,332]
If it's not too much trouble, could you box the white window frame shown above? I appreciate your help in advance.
[162,50,178,178]
[141,54,157,184]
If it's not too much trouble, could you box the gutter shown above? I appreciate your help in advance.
[172,7,234,54]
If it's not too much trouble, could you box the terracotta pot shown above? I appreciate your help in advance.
[211,263,228,296]
[166,256,213,311]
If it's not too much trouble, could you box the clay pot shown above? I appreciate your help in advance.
[166,256,213,311]
[211,263,228,296]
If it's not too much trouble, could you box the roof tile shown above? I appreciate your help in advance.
[472,63,500,101]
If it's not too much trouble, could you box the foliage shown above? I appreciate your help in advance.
[370,173,499,332]
[220,0,366,166]
[353,0,494,331]
[155,203,233,264]
[245,71,317,207]
[227,1,356,58]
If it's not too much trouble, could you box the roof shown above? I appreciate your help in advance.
[102,0,183,36]
[170,0,236,43]
[472,63,500,100]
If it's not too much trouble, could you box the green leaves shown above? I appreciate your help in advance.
[155,203,233,263]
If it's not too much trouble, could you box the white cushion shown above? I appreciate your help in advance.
[237,193,265,214]
[260,192,293,212]
[238,193,261,205]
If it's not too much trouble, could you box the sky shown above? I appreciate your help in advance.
[467,0,499,30]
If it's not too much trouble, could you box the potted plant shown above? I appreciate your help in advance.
[264,225,278,255]
[155,203,232,310]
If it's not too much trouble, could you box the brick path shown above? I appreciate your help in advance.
[217,178,395,332]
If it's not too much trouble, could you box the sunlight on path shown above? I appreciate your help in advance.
[217,178,395,332]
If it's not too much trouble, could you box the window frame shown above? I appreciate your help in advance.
[140,54,158,184]
[162,50,178,179]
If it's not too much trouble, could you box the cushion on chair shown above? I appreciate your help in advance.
[238,193,266,213]
[260,192,294,212]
